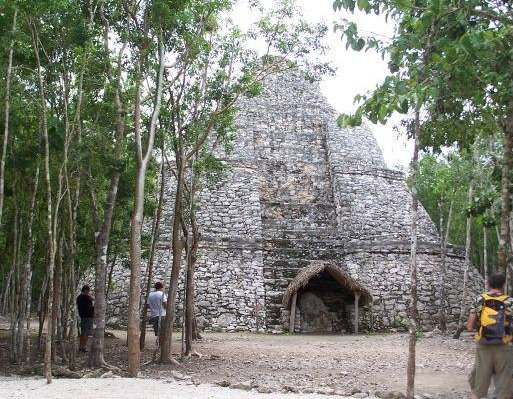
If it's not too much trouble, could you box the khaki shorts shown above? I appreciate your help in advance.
[469,344,513,399]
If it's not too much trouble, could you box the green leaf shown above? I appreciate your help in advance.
[357,0,370,12]
[395,80,408,95]
[351,38,365,51]
[420,11,433,30]
[460,35,475,57]
[431,0,441,14]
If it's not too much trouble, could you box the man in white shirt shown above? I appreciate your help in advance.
[147,281,167,346]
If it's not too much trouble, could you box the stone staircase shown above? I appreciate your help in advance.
[256,131,341,329]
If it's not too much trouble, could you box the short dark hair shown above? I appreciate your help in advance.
[81,285,90,292]
[154,282,163,290]
[488,274,506,289]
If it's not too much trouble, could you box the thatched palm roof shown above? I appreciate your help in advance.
[282,261,372,308]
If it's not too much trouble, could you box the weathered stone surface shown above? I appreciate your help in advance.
[230,381,253,391]
[104,70,482,333]
[375,391,406,399]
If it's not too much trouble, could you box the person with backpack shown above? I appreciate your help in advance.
[467,273,513,399]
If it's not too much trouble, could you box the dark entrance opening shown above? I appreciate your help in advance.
[298,272,353,333]
[282,261,372,334]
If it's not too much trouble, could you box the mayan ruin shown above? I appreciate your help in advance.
[105,71,483,333]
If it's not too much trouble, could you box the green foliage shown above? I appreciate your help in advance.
[0,0,331,324]
[334,0,513,153]
[415,139,502,273]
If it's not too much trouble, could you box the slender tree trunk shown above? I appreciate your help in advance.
[2,258,14,315]
[127,32,165,376]
[498,109,513,274]
[483,226,488,290]
[127,82,145,377]
[31,23,56,384]
[66,171,80,369]
[184,217,199,357]
[89,17,126,366]
[37,274,48,352]
[453,183,474,339]
[89,173,120,367]
[18,165,39,363]
[437,196,447,332]
[51,233,63,363]
[140,156,166,350]
[0,8,18,227]
[445,195,455,244]
[105,254,117,303]
[161,153,184,364]
[9,206,20,363]
[406,111,420,399]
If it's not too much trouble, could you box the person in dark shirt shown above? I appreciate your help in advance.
[76,285,94,353]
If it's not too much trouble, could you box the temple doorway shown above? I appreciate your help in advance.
[282,261,371,334]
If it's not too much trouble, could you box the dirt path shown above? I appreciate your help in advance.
[0,377,375,399]
[0,328,483,398]
[141,331,475,398]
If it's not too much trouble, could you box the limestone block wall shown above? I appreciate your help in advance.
[326,122,439,243]
[340,246,483,330]
[193,245,266,331]
[277,246,483,333]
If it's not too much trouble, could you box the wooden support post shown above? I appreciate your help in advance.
[289,293,297,333]
[354,292,361,334]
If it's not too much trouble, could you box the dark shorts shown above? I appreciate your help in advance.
[149,316,166,336]
[80,317,93,337]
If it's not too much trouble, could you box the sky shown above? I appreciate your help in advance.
[233,0,413,170]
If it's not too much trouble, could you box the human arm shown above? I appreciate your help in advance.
[162,293,167,309]
[466,313,477,332]
[466,295,482,332]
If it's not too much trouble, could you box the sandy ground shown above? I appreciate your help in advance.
[0,325,488,398]
[0,377,386,399]
[169,331,475,398]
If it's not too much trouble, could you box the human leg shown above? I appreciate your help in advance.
[79,317,93,352]
[472,345,494,399]
[491,346,513,399]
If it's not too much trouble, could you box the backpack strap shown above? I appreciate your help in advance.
[482,294,508,302]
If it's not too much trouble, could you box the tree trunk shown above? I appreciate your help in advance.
[66,170,80,369]
[31,23,56,384]
[0,8,18,227]
[140,155,166,350]
[89,18,126,367]
[127,82,145,376]
[184,216,199,357]
[161,153,185,364]
[437,196,447,332]
[37,274,48,352]
[127,31,165,376]
[9,206,20,363]
[89,173,120,368]
[51,233,63,363]
[483,226,488,290]
[17,164,39,363]
[406,111,420,399]
[453,183,474,339]
[105,254,117,303]
[445,192,455,244]
[1,261,14,315]
[498,107,513,274]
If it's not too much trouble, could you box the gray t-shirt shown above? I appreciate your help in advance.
[148,290,167,318]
